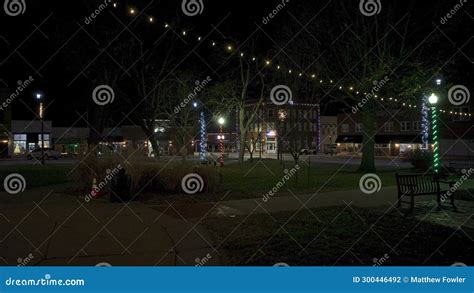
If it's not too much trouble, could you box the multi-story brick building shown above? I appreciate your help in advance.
[245,102,320,154]
[336,111,426,156]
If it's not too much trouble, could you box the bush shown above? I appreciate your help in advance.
[125,162,219,195]
[72,152,219,198]
[408,150,433,171]
[72,153,122,192]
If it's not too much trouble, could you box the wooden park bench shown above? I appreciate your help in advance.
[395,173,456,212]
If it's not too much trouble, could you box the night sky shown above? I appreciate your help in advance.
[1,0,472,126]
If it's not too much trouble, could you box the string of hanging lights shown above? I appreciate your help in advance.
[111,2,471,118]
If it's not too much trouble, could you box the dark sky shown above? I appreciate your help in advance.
[0,0,472,126]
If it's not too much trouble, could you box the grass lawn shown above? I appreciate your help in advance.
[0,164,73,190]
[217,159,413,199]
[203,205,473,266]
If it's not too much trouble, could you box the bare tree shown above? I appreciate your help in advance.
[209,54,267,163]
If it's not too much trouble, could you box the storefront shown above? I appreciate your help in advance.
[11,120,52,156]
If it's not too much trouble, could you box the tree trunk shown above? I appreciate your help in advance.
[238,109,246,163]
[358,109,376,172]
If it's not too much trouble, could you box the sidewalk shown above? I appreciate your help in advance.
[0,185,218,266]
[212,187,402,217]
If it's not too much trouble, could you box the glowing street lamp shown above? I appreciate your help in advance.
[428,93,440,173]
[218,117,225,166]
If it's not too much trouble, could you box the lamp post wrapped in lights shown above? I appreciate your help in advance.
[218,117,225,167]
[428,93,440,173]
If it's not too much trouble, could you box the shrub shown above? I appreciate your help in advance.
[125,162,219,195]
[408,149,433,171]
[71,153,122,192]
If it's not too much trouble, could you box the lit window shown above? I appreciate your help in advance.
[341,124,349,133]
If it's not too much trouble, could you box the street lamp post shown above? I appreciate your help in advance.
[36,93,45,165]
[218,117,225,167]
[428,93,440,173]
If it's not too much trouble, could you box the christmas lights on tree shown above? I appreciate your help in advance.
[199,111,207,162]
[420,95,429,151]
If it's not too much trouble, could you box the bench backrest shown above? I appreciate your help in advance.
[396,173,439,195]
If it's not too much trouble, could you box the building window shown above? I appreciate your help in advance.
[266,122,275,131]
[38,134,51,148]
[400,121,410,132]
[355,123,362,133]
[13,134,27,154]
[412,121,420,131]
[341,124,349,133]
[384,122,394,132]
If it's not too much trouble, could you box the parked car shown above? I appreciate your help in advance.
[27,148,61,160]
[300,148,317,155]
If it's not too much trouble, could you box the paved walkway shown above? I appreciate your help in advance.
[0,185,218,266]
[211,187,402,217]
[2,184,472,266]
